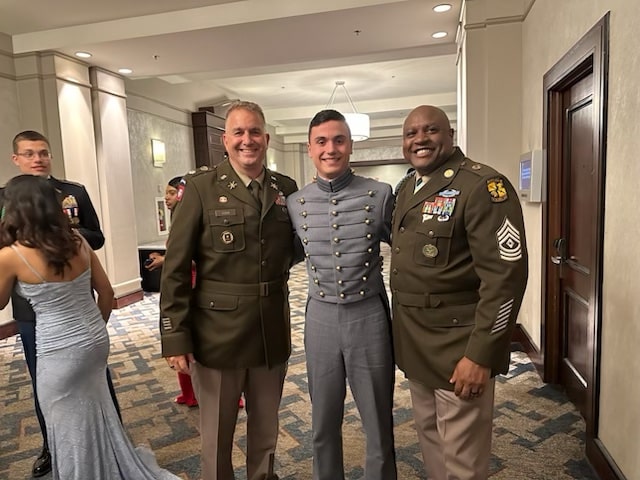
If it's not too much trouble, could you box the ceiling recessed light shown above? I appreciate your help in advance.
[432,31,448,39]
[118,68,133,75]
[75,51,92,59]
[433,4,452,13]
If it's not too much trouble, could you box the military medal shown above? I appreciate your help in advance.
[422,197,456,216]
[62,195,80,224]
[275,192,287,206]
[422,244,439,258]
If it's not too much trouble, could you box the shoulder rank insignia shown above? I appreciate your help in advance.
[487,177,508,203]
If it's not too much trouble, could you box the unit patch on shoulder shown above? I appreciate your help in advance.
[487,177,508,203]
[177,178,187,201]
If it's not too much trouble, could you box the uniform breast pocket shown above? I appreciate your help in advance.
[208,208,246,252]
[413,221,454,267]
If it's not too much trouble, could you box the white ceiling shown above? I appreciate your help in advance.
[0,0,461,143]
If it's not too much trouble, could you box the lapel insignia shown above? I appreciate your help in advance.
[438,189,460,197]
[422,244,439,258]
[220,174,228,180]
[444,169,454,178]
[270,182,278,190]
[219,196,228,203]
[227,181,237,190]
[487,177,508,203]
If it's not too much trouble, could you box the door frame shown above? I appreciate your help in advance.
[540,13,622,479]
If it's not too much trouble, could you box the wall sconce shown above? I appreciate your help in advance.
[151,139,166,167]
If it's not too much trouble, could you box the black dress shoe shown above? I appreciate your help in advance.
[32,448,51,478]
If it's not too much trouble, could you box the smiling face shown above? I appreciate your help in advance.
[12,139,52,176]
[308,119,353,180]
[402,106,454,176]
[222,107,270,178]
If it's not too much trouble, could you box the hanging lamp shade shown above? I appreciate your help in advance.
[325,81,370,142]
[344,113,370,142]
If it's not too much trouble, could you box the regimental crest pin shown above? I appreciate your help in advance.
[221,231,234,245]
[219,196,228,203]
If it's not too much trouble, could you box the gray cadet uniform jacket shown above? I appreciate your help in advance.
[160,162,298,369]
[286,169,394,304]
[391,147,528,390]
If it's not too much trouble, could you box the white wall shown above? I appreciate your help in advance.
[127,109,195,244]
[522,1,640,477]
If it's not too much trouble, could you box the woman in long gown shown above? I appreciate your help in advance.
[0,175,181,480]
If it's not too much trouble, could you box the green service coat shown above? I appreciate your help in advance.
[160,161,298,369]
[390,147,528,389]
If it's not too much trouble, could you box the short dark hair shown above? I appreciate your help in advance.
[12,130,51,154]
[168,176,182,189]
[0,175,80,275]
[308,109,350,140]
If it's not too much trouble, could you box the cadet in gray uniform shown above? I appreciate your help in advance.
[287,110,397,480]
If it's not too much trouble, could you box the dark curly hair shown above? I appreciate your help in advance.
[0,175,81,276]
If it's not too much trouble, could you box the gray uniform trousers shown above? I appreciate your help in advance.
[305,294,397,480]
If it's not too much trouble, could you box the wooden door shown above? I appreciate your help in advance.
[552,73,595,418]
[542,15,616,479]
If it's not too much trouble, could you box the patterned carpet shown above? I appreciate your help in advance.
[0,252,599,480]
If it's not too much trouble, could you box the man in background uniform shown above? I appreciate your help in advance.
[2,130,120,477]
[391,106,528,480]
[160,101,298,480]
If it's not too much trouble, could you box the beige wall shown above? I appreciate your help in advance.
[522,1,640,478]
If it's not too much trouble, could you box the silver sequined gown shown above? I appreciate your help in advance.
[15,258,180,480]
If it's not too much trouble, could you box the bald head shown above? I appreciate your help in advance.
[402,105,454,176]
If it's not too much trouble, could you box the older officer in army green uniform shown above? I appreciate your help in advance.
[391,106,528,480]
[160,101,298,480]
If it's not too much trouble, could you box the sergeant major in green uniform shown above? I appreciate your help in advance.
[391,106,528,480]
[159,101,298,480]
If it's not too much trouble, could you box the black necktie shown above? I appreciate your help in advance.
[249,180,262,208]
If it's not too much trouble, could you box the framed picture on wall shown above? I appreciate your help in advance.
[155,197,170,235]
